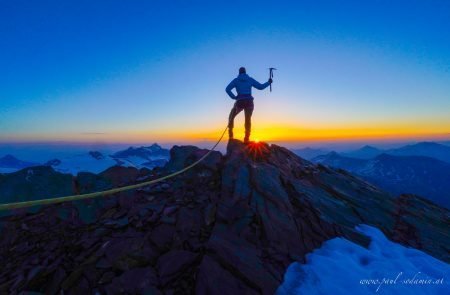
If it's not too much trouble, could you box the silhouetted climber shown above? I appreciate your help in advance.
[226,67,272,143]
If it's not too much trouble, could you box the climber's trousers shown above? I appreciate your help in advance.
[228,99,254,139]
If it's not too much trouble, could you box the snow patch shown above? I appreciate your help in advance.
[277,224,449,295]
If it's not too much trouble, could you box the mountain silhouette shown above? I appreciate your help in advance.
[387,141,450,163]
[0,140,448,294]
[314,152,450,209]
[0,154,38,172]
[341,145,383,159]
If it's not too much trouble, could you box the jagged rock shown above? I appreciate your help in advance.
[196,255,259,295]
[157,250,199,285]
[104,266,158,294]
[0,166,73,209]
[150,224,176,250]
[0,140,448,294]
[104,216,128,227]
[164,145,221,173]
[45,267,66,294]
[162,206,177,216]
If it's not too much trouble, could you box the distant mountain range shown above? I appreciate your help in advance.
[387,141,450,163]
[291,142,450,209]
[112,143,169,160]
[341,145,384,159]
[341,141,450,162]
[293,141,450,162]
[0,144,170,175]
[313,152,450,209]
[111,144,170,170]
[0,155,38,173]
[292,147,329,160]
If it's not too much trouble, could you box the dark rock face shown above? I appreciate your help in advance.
[0,140,448,294]
[0,166,74,205]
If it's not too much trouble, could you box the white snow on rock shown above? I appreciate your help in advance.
[48,145,170,175]
[48,152,119,175]
[277,224,449,295]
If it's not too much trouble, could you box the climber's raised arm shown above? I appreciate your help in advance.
[251,78,272,90]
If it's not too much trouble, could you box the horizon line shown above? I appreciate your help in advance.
[1,137,449,147]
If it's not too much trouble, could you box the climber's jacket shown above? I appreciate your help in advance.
[226,73,270,100]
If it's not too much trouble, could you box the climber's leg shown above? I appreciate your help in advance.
[243,100,254,143]
[228,102,243,139]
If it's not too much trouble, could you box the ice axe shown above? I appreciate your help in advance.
[268,67,276,92]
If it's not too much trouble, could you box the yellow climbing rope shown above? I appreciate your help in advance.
[0,126,228,211]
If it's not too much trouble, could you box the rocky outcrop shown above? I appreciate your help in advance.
[0,140,448,294]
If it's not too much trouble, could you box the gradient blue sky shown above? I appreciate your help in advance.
[1,0,449,144]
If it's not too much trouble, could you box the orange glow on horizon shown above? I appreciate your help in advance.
[2,123,449,144]
[0,122,450,143]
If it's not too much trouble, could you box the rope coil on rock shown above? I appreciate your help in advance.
[0,126,228,211]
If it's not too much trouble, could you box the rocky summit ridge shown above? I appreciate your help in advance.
[0,140,448,294]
